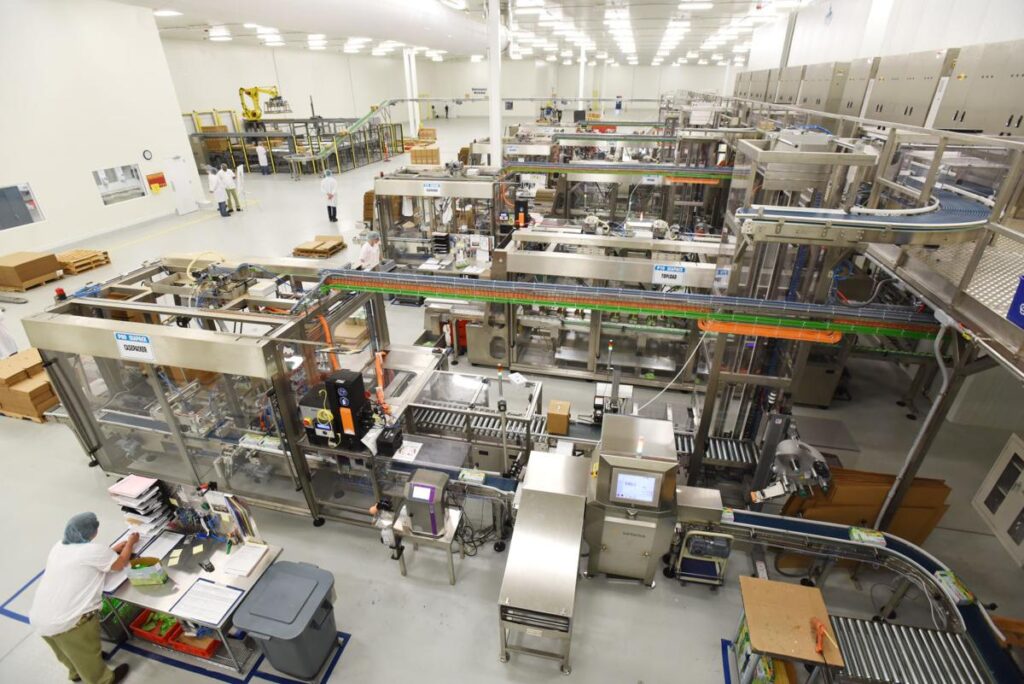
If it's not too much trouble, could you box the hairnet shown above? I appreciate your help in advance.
[63,512,100,545]
[367,231,380,241]
[324,170,333,177]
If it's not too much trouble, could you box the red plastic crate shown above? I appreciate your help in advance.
[168,631,222,659]
[128,609,180,646]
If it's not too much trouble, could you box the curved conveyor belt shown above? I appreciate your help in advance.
[725,510,1020,683]
[735,187,990,233]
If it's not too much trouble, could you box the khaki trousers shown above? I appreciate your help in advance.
[225,188,241,211]
[42,614,114,684]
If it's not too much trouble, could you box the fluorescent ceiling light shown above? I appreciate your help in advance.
[153,9,182,17]
[588,60,595,66]
[560,49,572,57]
[543,46,558,52]
[546,55,556,61]
[210,36,232,42]
[309,46,326,50]
[308,34,325,40]
[686,51,698,58]
[343,47,360,53]
[697,59,708,65]
[679,2,714,9]
[562,59,572,65]
[470,54,483,62]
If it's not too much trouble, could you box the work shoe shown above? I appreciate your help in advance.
[112,663,130,683]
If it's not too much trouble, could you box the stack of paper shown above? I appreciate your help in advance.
[107,475,172,538]
[224,543,269,577]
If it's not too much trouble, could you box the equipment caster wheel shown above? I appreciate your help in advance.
[313,517,326,527]
[661,553,671,564]
[662,567,674,579]
[499,654,508,663]
[646,580,656,589]
[561,666,572,675]
[494,541,506,553]
[800,578,815,587]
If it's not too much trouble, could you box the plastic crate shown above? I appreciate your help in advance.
[128,609,179,645]
[168,632,222,659]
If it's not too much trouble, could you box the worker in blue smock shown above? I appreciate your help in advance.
[30,513,138,684]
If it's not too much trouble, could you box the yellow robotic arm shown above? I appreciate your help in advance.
[239,86,284,121]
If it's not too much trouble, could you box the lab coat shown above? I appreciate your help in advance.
[218,168,237,190]
[358,241,381,270]
[321,176,339,207]
[256,145,269,166]
[209,172,227,203]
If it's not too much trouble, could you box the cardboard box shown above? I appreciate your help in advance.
[0,357,28,387]
[0,374,57,416]
[0,252,60,288]
[547,399,571,436]
[333,319,369,349]
[410,144,440,165]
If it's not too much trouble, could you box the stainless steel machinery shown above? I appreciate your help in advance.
[499,450,589,674]
[583,415,679,586]
[403,469,449,537]
[373,166,501,273]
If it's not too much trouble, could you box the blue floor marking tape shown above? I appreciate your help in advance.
[2,570,351,684]
[720,639,733,684]
[0,569,43,624]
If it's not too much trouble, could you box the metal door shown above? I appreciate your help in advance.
[933,43,985,131]
[164,156,199,215]
[973,434,1024,566]
[979,40,1024,138]
[839,58,877,116]
[598,515,657,578]
[867,54,905,120]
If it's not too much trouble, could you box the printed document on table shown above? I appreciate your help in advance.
[171,579,244,625]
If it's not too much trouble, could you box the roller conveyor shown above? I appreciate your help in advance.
[722,510,1020,683]
[831,615,987,684]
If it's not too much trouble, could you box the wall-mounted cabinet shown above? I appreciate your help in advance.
[774,65,805,105]
[766,69,780,103]
[734,71,750,99]
[747,70,771,102]
[838,58,878,117]
[799,62,849,114]
[866,49,956,127]
[932,43,986,132]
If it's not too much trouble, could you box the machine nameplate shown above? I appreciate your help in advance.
[652,263,688,285]
[114,332,154,361]
[422,182,442,195]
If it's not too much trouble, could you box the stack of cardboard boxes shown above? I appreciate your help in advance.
[410,144,441,165]
[0,252,62,291]
[0,348,58,421]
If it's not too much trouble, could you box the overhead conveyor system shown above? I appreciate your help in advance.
[312,269,939,341]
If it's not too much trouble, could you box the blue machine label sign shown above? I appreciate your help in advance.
[422,182,442,196]
[1008,275,1024,330]
[652,263,687,285]
[114,332,155,361]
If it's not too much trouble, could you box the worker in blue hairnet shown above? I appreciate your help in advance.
[30,513,138,684]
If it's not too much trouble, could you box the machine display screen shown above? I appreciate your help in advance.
[411,485,434,502]
[612,471,658,505]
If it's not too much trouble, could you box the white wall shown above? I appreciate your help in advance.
[0,0,202,253]
[417,61,728,119]
[161,39,409,123]
[747,0,1024,71]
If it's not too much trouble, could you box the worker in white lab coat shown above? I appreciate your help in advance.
[256,142,270,175]
[208,167,230,217]
[358,231,381,270]
[321,170,339,222]
[218,163,241,212]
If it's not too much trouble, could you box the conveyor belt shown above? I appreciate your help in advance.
[726,510,1019,683]
[735,187,989,232]
[831,615,987,683]
[676,433,758,468]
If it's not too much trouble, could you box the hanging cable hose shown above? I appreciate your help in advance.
[637,330,709,411]
[838,277,893,308]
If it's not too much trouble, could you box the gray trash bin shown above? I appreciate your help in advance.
[233,561,337,680]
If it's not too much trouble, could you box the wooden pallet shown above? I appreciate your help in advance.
[292,236,347,258]
[0,407,46,423]
[57,249,111,275]
[0,271,62,292]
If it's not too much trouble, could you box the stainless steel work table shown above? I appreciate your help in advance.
[106,539,282,672]
[498,487,585,675]
[393,507,464,585]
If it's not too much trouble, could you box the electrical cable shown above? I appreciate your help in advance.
[637,330,708,411]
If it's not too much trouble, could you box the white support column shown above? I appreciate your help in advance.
[487,0,502,168]
[402,49,415,134]
[577,48,587,111]
[410,50,421,135]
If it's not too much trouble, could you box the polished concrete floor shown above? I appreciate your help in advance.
[0,116,1020,684]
